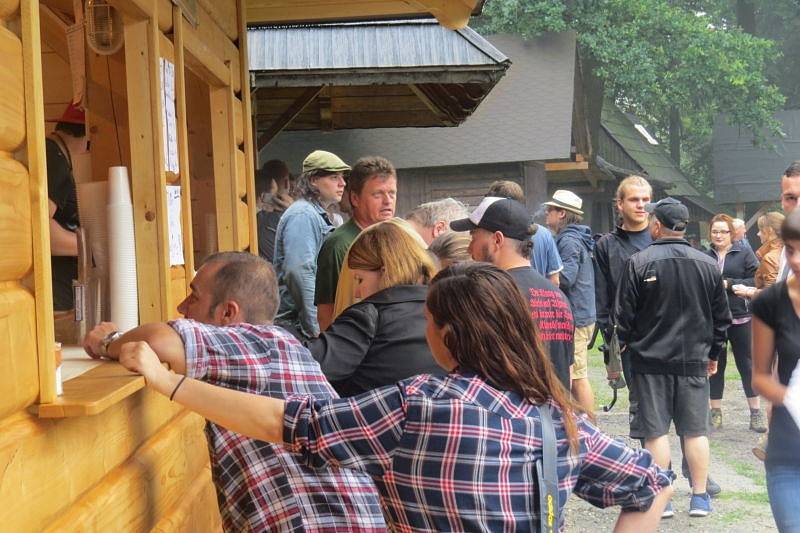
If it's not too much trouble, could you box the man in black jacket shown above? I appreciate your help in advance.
[615,198,731,519]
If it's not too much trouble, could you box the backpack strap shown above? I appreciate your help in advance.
[536,404,559,533]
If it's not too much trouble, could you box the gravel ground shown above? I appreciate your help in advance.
[563,349,775,532]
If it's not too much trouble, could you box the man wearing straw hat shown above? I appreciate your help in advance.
[544,189,596,416]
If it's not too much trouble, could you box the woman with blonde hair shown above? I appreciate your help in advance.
[307,219,443,396]
[428,231,472,268]
[754,212,785,289]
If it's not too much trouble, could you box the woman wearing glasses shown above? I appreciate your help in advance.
[706,214,764,432]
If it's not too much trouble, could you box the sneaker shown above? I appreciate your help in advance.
[689,493,712,517]
[752,434,768,462]
[684,470,722,498]
[662,501,674,519]
[750,410,768,433]
[710,408,723,430]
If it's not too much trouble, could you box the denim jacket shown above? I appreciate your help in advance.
[274,199,334,338]
[555,224,596,327]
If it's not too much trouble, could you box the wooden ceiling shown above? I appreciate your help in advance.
[245,0,483,29]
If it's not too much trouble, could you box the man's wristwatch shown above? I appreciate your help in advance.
[100,330,121,357]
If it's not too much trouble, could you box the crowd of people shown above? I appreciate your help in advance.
[83,151,800,532]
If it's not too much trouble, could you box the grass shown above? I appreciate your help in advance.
[709,439,767,489]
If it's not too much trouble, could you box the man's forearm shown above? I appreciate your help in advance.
[108,323,187,374]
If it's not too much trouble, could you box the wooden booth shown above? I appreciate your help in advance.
[2,0,481,530]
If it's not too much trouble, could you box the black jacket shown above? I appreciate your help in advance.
[615,239,731,376]
[705,243,759,319]
[307,284,443,396]
[593,226,651,335]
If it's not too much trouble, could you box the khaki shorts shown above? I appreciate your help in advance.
[571,324,594,380]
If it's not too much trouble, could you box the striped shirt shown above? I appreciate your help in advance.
[171,319,385,532]
[284,370,672,532]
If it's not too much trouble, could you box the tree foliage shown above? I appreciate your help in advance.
[474,0,788,194]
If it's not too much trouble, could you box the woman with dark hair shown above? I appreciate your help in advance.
[706,213,764,432]
[752,209,800,531]
[118,263,673,531]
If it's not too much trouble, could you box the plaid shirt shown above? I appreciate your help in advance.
[284,370,672,532]
[170,319,385,532]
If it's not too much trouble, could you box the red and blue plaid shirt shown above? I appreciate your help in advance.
[284,370,672,532]
[170,319,386,532]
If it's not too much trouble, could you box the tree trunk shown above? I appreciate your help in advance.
[736,0,756,34]
[669,106,681,167]
[573,46,605,161]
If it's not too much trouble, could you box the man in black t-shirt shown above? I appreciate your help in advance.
[451,197,574,389]
[47,104,87,310]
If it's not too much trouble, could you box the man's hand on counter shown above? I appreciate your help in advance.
[84,322,120,359]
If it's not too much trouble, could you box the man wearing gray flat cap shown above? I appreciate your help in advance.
[274,150,350,340]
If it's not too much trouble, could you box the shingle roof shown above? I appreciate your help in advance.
[249,19,507,72]
[259,32,577,169]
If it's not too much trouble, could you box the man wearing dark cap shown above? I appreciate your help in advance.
[451,197,575,388]
[274,150,350,340]
[615,197,731,519]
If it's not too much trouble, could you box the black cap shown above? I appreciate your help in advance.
[450,197,533,241]
[645,197,689,231]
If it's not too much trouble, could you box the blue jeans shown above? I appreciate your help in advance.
[767,464,800,532]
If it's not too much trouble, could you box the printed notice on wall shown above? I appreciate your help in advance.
[160,58,179,174]
[166,185,185,266]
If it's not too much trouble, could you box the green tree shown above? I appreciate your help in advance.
[474,0,786,194]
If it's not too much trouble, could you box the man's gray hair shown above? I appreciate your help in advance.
[201,252,278,324]
[732,218,745,229]
[406,198,469,228]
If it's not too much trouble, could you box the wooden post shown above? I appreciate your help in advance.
[209,82,235,251]
[124,15,171,322]
[21,0,56,403]
[237,0,258,254]
[173,5,195,285]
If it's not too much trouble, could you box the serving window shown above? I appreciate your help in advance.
[8,0,256,417]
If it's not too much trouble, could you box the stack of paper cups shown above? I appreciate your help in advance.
[107,167,139,331]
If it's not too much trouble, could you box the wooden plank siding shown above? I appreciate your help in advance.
[1,0,256,529]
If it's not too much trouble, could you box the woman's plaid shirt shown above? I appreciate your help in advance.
[171,319,386,532]
[284,371,673,532]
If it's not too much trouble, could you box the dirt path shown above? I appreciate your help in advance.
[564,350,774,531]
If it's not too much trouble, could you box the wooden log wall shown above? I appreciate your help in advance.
[1,0,257,529]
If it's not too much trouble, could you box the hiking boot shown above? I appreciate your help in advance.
[750,410,768,433]
[689,492,712,517]
[752,434,768,462]
[710,408,723,430]
[661,501,674,519]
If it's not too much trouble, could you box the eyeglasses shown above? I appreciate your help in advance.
[710,230,730,235]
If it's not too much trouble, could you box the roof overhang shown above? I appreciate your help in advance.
[249,20,510,149]
[246,0,485,30]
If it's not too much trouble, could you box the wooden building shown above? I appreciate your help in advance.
[2,0,482,530]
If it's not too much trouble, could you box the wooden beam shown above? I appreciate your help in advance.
[256,86,323,151]
[237,0,259,253]
[173,5,195,285]
[407,84,448,126]
[745,203,772,229]
[21,0,57,404]
[544,161,589,172]
[39,6,69,64]
[124,16,171,322]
